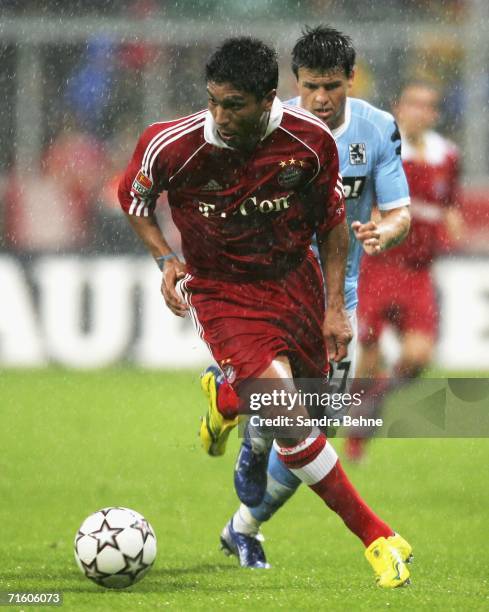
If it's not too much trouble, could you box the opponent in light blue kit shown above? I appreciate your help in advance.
[200,26,412,571]
[290,91,410,381]
[312,96,410,312]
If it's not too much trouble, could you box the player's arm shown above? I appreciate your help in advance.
[443,148,465,246]
[352,205,410,255]
[317,217,353,362]
[125,213,188,317]
[315,138,353,363]
[118,128,188,317]
[444,206,465,245]
[352,115,411,255]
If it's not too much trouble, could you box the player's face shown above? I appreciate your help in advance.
[207,82,275,151]
[296,67,353,130]
[396,85,440,138]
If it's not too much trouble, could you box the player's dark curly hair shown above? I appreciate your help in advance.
[292,25,356,78]
[206,37,278,100]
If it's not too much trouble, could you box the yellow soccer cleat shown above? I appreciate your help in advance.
[388,533,413,563]
[199,366,239,457]
[365,536,411,588]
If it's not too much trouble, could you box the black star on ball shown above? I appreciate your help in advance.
[81,558,110,581]
[119,549,149,580]
[90,519,124,553]
[132,519,152,543]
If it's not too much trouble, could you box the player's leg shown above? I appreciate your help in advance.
[391,268,437,380]
[347,268,437,460]
[264,353,390,546]
[264,356,410,586]
[229,443,412,563]
[344,337,384,461]
[221,354,307,569]
[223,352,411,584]
[222,445,300,568]
[233,310,358,527]
[183,266,411,585]
[233,351,313,507]
[356,338,383,378]
[397,330,434,377]
[345,266,394,460]
[271,364,409,586]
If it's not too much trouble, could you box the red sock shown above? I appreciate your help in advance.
[277,431,393,547]
[312,460,393,546]
[344,437,367,462]
[216,381,239,419]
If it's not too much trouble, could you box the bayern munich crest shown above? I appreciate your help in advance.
[277,158,305,188]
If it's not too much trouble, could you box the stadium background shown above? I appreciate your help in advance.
[1,2,489,610]
[1,0,488,370]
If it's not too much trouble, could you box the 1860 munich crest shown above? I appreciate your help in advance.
[349,143,367,165]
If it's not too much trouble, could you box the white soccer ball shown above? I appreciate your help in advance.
[74,507,157,589]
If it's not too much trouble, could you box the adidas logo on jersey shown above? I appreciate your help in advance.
[201,179,223,191]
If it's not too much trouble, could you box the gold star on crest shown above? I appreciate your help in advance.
[279,160,287,167]
[288,158,297,165]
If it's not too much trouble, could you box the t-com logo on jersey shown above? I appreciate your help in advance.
[198,194,292,218]
[349,143,367,165]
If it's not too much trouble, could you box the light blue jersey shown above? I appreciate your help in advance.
[288,96,410,310]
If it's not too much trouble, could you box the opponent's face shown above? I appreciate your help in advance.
[207,81,275,151]
[396,85,440,138]
[296,67,353,130]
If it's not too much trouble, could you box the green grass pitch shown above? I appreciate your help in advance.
[1,369,489,610]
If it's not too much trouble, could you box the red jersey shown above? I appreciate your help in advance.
[372,130,460,269]
[118,99,344,281]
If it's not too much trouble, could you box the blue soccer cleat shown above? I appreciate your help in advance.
[220,519,270,569]
[234,439,270,507]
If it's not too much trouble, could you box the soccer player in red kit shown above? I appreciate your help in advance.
[346,80,463,460]
[119,37,411,587]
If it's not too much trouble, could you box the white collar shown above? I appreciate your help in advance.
[331,97,351,138]
[401,130,449,165]
[204,96,284,149]
[296,96,351,139]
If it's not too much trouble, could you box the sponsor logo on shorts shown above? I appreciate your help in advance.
[132,170,153,196]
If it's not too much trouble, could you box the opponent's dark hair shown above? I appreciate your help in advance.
[206,37,278,99]
[292,25,356,78]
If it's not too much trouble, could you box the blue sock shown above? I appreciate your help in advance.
[249,446,301,523]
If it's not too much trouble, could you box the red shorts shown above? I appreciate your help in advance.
[358,259,438,343]
[178,251,328,387]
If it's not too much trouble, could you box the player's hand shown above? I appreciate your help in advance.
[323,307,353,363]
[351,220,382,255]
[160,259,188,317]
